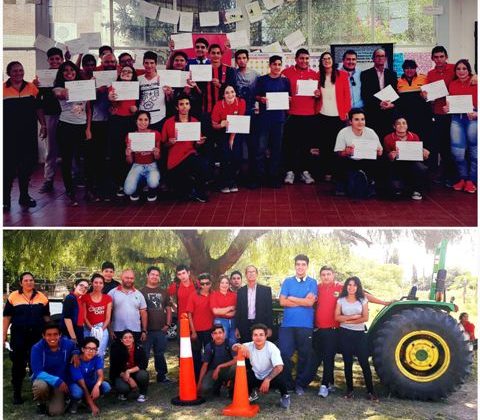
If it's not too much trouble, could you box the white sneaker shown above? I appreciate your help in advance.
[284,171,295,184]
[411,191,423,200]
[300,171,315,184]
[318,385,329,398]
[220,187,230,193]
[229,185,239,192]
[137,394,147,403]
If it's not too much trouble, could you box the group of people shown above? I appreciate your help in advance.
[4,41,477,209]
[4,256,396,416]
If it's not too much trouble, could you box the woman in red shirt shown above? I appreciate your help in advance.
[83,273,112,359]
[186,273,214,379]
[210,275,237,345]
[161,94,208,203]
[314,52,351,181]
[444,59,478,193]
[108,64,138,198]
[212,85,247,193]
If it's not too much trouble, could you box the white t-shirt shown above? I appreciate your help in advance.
[320,76,338,117]
[138,74,166,124]
[334,126,382,159]
[244,341,283,380]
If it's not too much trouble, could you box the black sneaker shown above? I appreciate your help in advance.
[189,190,208,203]
[130,194,140,202]
[19,195,37,208]
[116,187,125,197]
[3,198,11,211]
[36,403,47,415]
[13,393,24,405]
[68,399,79,414]
[39,181,54,193]
[66,192,79,207]
[147,189,157,202]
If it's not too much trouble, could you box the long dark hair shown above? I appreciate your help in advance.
[453,59,473,80]
[174,93,192,122]
[116,64,138,82]
[54,61,82,87]
[339,276,365,301]
[319,51,337,87]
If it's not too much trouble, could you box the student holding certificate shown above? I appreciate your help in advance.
[53,61,92,206]
[124,111,161,202]
[161,94,208,203]
[108,64,139,199]
[383,117,430,200]
[211,85,247,193]
[443,59,477,194]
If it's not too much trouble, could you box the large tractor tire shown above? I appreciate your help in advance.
[372,307,472,401]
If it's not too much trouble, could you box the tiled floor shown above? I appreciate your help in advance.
[4,170,477,227]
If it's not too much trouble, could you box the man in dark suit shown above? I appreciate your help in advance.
[360,48,398,140]
[235,265,273,343]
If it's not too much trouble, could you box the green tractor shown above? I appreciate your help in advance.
[367,240,473,400]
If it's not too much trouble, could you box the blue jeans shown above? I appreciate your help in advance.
[70,381,111,400]
[278,327,313,389]
[450,114,477,182]
[84,323,109,360]
[144,330,168,380]
[213,317,237,346]
[255,120,284,181]
[123,162,160,195]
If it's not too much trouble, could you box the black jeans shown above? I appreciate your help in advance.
[387,160,428,193]
[86,121,109,195]
[56,121,86,195]
[283,115,317,175]
[168,154,208,197]
[108,114,135,190]
[339,327,374,393]
[316,114,346,177]
[220,133,245,188]
[254,118,284,183]
[335,156,381,184]
[247,368,288,396]
[427,114,457,179]
[191,330,211,381]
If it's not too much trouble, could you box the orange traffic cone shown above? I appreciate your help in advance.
[171,313,205,406]
[222,351,260,417]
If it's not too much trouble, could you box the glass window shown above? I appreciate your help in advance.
[4,0,36,47]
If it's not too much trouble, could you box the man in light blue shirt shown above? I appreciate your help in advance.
[341,49,364,108]
[278,254,317,392]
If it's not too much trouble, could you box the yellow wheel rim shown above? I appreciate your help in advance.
[395,330,450,382]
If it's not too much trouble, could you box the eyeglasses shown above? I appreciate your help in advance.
[84,347,97,351]
[121,69,134,74]
[200,282,211,286]
[77,284,89,289]
[374,54,386,58]
[350,76,356,86]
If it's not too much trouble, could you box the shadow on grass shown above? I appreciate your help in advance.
[2,345,477,420]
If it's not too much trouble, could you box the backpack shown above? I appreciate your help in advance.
[347,169,370,199]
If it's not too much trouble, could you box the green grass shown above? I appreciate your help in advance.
[3,345,477,420]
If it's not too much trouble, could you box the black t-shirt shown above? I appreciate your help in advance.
[202,341,233,370]
[102,279,120,294]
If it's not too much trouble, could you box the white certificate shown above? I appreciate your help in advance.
[129,132,155,152]
[158,70,183,87]
[93,70,118,88]
[180,71,190,86]
[396,141,423,161]
[420,79,449,102]
[80,32,102,48]
[176,122,201,141]
[199,11,219,27]
[226,115,251,134]
[352,140,377,160]
[171,33,193,50]
[374,84,400,102]
[111,81,140,100]
[36,69,58,88]
[266,92,289,110]
[447,95,474,114]
[284,30,306,51]
[66,80,96,102]
[296,79,318,96]
[245,1,263,23]
[261,41,283,53]
[179,12,194,32]
[65,37,90,55]
[133,50,147,69]
[137,0,159,19]
[190,64,212,82]
[34,34,56,52]
[224,8,244,24]
[264,0,284,10]
[227,30,249,49]
[158,7,180,25]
